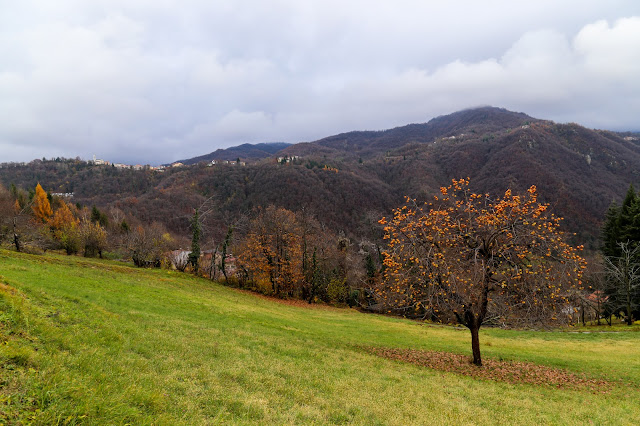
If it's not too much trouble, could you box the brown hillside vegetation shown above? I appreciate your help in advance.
[1,107,639,248]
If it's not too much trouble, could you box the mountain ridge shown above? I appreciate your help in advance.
[175,107,538,163]
[174,142,291,165]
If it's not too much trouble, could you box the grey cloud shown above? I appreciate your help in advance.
[0,1,639,165]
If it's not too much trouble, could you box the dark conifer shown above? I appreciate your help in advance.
[188,209,202,271]
[602,201,621,258]
[618,184,640,246]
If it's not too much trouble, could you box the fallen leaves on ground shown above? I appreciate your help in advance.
[367,347,613,393]
[232,288,339,309]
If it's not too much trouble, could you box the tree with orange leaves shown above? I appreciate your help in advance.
[48,200,81,255]
[48,200,78,231]
[377,178,586,366]
[31,183,52,223]
[238,206,304,297]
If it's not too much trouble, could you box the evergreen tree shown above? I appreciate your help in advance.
[618,184,640,246]
[91,205,109,227]
[188,209,201,272]
[91,206,101,223]
[602,202,621,258]
[307,249,322,304]
[9,184,26,210]
[365,252,377,284]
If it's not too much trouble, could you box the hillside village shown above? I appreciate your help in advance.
[90,155,250,170]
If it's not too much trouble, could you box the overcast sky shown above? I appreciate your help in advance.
[1,1,639,165]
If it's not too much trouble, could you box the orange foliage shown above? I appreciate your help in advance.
[377,178,587,365]
[48,200,78,230]
[237,206,304,297]
[31,183,53,222]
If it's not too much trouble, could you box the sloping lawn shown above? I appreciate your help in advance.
[1,249,639,424]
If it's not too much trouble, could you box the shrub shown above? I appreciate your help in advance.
[327,278,349,304]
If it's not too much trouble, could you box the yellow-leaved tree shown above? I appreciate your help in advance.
[31,183,52,223]
[377,178,586,366]
[48,200,81,255]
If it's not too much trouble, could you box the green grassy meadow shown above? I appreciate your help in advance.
[1,249,639,424]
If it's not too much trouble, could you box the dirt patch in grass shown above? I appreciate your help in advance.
[367,347,613,393]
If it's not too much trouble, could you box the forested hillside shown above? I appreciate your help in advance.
[2,107,639,248]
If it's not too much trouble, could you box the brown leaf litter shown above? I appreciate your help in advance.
[367,347,614,393]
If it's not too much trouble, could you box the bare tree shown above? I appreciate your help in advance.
[604,242,640,325]
[126,222,172,267]
[0,184,36,252]
[108,207,125,227]
[168,249,190,272]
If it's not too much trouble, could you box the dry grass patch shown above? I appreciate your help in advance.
[231,287,342,309]
[367,347,614,393]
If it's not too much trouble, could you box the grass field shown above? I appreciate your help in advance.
[1,249,639,424]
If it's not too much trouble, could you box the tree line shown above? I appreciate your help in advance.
[0,182,383,307]
[0,182,173,266]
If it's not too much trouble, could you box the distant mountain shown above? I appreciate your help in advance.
[3,107,640,249]
[177,107,535,163]
[176,142,291,165]
[283,107,537,159]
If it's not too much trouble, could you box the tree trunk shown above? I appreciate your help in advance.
[465,309,483,366]
[307,284,315,304]
[627,292,633,325]
[13,217,21,252]
[221,253,228,282]
[470,324,482,366]
[465,278,490,367]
